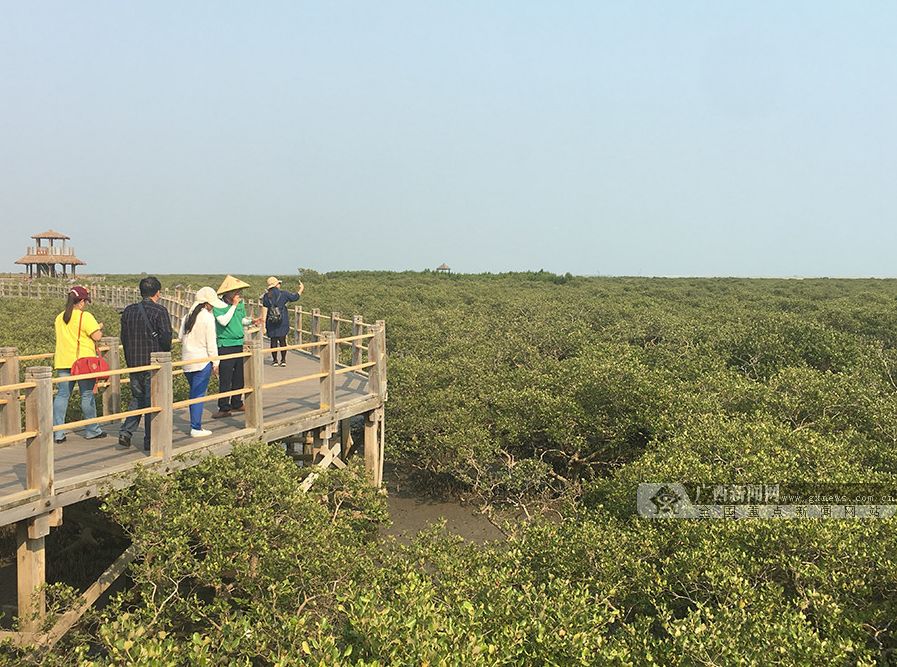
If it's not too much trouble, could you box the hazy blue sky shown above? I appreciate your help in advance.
[2,2,895,277]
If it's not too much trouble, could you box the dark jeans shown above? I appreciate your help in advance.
[120,370,152,447]
[218,345,244,411]
[270,336,287,363]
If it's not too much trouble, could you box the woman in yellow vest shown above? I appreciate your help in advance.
[53,286,106,442]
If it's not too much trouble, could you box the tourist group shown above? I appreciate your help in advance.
[51,275,303,448]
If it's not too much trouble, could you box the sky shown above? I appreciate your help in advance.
[1,2,895,277]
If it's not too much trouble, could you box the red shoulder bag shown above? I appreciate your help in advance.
[70,311,110,389]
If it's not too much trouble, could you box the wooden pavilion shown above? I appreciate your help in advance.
[15,230,86,278]
[435,263,451,274]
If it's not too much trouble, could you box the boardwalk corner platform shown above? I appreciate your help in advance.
[0,282,387,646]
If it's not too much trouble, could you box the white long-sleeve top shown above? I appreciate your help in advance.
[180,308,220,373]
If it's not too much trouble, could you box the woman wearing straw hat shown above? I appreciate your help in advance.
[261,276,304,367]
[212,275,259,418]
[52,285,106,442]
[180,287,227,436]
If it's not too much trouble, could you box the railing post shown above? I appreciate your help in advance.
[367,324,383,399]
[330,312,340,336]
[0,347,21,438]
[99,337,121,417]
[24,366,54,500]
[295,307,303,345]
[311,309,321,346]
[243,338,264,434]
[319,332,335,412]
[352,316,363,366]
[330,312,341,361]
[376,320,387,397]
[18,365,54,631]
[149,352,173,460]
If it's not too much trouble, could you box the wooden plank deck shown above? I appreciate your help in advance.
[0,350,371,499]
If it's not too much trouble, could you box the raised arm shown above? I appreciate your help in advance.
[216,304,237,326]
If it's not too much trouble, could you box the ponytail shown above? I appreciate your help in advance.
[183,303,206,336]
[62,294,80,324]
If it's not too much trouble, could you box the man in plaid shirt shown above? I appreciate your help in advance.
[118,276,172,450]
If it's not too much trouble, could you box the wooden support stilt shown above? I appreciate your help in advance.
[311,428,324,464]
[364,410,381,486]
[304,431,315,461]
[340,418,353,461]
[378,407,385,486]
[18,366,54,631]
[319,428,331,463]
[16,521,45,633]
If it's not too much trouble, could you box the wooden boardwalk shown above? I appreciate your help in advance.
[0,281,387,643]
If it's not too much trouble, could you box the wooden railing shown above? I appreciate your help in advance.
[0,323,385,460]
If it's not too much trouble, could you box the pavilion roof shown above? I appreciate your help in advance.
[31,230,70,240]
[15,255,85,266]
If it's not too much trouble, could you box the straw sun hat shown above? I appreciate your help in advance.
[266,276,282,289]
[216,275,251,295]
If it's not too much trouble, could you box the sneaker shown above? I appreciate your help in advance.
[190,428,213,438]
[212,410,231,419]
[279,361,287,367]
[118,434,131,448]
[85,432,107,440]
[55,436,67,444]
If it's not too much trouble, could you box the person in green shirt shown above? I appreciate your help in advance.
[212,275,260,418]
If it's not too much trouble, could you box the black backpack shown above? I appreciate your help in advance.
[266,294,284,326]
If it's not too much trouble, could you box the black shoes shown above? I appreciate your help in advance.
[118,434,131,448]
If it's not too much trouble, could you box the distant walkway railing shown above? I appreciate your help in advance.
[0,281,383,368]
